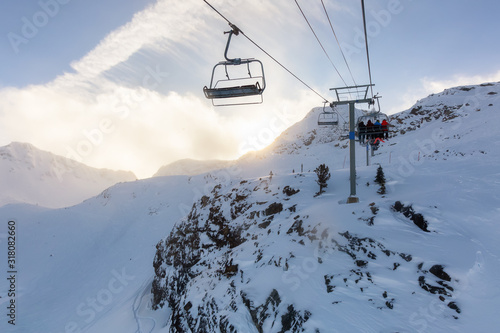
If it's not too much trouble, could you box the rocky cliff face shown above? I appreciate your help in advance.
[151,173,461,332]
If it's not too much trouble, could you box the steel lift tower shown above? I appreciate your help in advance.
[329,84,376,204]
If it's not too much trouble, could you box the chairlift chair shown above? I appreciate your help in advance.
[357,109,389,142]
[317,103,339,126]
[203,25,266,106]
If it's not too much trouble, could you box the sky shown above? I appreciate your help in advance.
[1,0,499,178]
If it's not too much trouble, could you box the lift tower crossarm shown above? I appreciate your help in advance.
[329,84,374,105]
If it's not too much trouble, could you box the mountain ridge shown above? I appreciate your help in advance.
[153,158,233,177]
[0,141,136,208]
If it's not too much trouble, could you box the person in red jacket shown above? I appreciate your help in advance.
[381,119,389,139]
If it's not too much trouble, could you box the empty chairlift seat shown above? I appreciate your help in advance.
[204,81,263,99]
[203,26,266,106]
[317,103,339,126]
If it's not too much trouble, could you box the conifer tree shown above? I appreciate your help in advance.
[375,165,386,194]
[314,164,331,195]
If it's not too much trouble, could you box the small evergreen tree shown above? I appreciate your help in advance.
[374,165,386,195]
[314,164,331,195]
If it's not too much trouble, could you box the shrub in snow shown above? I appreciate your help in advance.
[314,164,331,196]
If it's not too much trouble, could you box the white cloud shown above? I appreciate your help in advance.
[0,82,242,178]
[70,0,209,79]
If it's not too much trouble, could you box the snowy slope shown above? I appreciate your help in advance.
[0,175,206,333]
[0,142,136,208]
[1,82,499,333]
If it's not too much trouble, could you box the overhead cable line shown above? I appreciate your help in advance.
[320,0,357,87]
[294,0,348,87]
[360,0,374,98]
[202,0,329,103]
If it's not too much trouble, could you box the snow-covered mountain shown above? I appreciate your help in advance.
[1,82,499,333]
[0,142,136,208]
[154,159,233,177]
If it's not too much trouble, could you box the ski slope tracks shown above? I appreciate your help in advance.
[0,82,499,332]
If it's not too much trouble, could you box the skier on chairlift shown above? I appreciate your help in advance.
[374,119,382,139]
[366,119,374,140]
[358,121,366,143]
[381,119,389,139]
